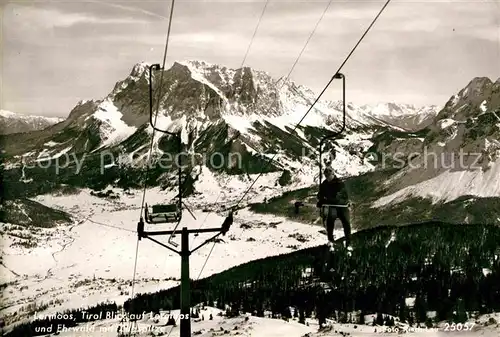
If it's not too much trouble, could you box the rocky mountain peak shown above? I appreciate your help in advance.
[436,77,498,123]
[465,76,493,89]
[66,100,100,123]
[461,77,493,99]
[130,61,151,79]
[166,60,295,118]
[170,61,191,75]
[178,60,230,75]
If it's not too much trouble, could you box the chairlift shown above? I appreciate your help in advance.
[315,73,346,217]
[144,202,181,224]
[318,73,345,185]
[294,74,346,218]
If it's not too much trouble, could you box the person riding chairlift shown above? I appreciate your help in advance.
[316,167,352,251]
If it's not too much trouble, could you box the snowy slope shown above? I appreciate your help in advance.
[88,100,138,151]
[1,182,347,323]
[373,157,500,207]
[9,307,500,337]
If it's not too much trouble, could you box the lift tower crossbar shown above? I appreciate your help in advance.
[137,219,232,337]
[133,64,234,337]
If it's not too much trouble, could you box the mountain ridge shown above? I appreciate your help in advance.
[1,60,439,165]
[0,110,64,135]
[365,75,500,209]
[7,61,493,211]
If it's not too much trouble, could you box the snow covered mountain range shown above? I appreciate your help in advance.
[2,60,499,221]
[357,103,439,132]
[1,61,500,337]
[371,77,500,209]
[1,61,498,226]
[0,110,63,135]
[0,60,439,199]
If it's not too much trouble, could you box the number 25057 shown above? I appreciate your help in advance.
[443,323,475,331]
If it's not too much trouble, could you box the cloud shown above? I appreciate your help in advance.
[87,1,169,21]
[3,0,499,117]
[5,3,149,30]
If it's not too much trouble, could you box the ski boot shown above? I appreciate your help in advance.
[344,242,353,257]
[323,240,335,271]
[328,241,335,252]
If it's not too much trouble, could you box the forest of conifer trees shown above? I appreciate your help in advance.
[124,222,500,324]
[6,221,500,337]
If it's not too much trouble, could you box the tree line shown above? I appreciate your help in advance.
[6,222,500,336]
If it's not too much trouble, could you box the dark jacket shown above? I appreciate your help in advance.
[317,177,349,206]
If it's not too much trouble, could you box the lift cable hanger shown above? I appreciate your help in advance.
[144,63,198,248]
[195,0,392,280]
[126,1,178,333]
[125,1,230,336]
[189,0,329,245]
[313,74,347,239]
[295,73,346,216]
[232,0,392,209]
[134,62,234,337]
[130,0,391,335]
[318,73,345,185]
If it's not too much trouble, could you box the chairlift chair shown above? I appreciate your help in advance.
[144,202,181,224]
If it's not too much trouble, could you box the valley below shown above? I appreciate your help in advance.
[0,183,333,326]
[1,62,500,336]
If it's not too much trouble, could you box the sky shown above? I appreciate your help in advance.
[1,0,500,118]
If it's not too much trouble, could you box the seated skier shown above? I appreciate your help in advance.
[316,167,352,251]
